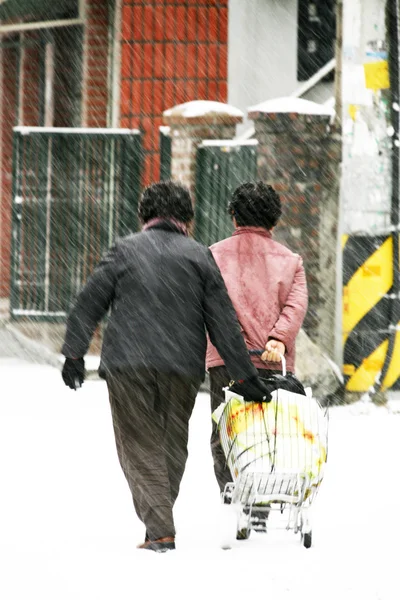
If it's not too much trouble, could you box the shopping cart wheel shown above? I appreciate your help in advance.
[236,509,252,540]
[302,531,312,549]
[236,527,251,540]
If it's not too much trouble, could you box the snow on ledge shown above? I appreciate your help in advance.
[248,97,335,117]
[163,101,244,119]
[201,139,258,147]
[13,126,141,135]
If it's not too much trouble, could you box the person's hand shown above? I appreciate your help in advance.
[229,376,272,403]
[62,358,85,390]
[261,339,285,363]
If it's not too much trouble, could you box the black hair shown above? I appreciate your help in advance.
[228,181,282,230]
[138,181,194,224]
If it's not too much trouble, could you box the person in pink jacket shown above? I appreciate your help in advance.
[206,181,308,494]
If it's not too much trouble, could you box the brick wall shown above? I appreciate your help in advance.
[0,35,44,298]
[0,47,18,297]
[120,0,229,185]
[163,121,238,192]
[83,0,110,127]
[251,110,341,356]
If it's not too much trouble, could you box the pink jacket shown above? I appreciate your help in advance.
[206,227,308,373]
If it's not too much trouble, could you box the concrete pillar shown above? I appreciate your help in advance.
[341,0,391,232]
[249,97,341,358]
[163,100,243,195]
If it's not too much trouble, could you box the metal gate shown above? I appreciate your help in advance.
[10,127,142,320]
[159,126,171,181]
[194,139,258,246]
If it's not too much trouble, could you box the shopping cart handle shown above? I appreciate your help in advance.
[249,350,286,376]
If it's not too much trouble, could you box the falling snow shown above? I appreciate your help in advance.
[0,2,398,599]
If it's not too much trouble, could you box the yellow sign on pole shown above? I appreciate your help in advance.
[363,60,390,90]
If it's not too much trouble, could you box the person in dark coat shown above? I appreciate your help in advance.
[61,181,269,553]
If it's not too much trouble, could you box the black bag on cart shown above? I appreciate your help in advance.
[246,350,307,397]
[260,373,306,397]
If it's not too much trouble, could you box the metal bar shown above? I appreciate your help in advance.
[24,133,32,310]
[108,0,122,128]
[43,137,53,313]
[78,0,86,21]
[97,135,105,259]
[9,131,21,317]
[75,134,85,299]
[290,58,336,99]
[218,148,230,241]
[113,137,120,237]
[0,19,84,35]
[159,127,171,181]
[194,147,208,244]
[17,33,24,125]
[106,137,114,248]
[213,149,223,243]
[44,37,55,127]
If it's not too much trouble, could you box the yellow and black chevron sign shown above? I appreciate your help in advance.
[343,234,400,392]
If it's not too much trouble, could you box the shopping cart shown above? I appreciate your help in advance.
[212,353,328,549]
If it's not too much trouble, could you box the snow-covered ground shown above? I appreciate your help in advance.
[0,359,399,600]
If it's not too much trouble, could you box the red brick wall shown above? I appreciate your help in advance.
[0,47,18,297]
[120,0,229,185]
[84,0,110,127]
[0,36,43,298]
[22,36,42,126]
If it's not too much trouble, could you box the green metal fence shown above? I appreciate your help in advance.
[194,139,258,246]
[10,127,142,321]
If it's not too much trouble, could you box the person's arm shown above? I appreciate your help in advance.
[267,256,308,350]
[62,243,120,359]
[202,250,258,382]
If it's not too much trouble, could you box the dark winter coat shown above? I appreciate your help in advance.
[62,221,259,381]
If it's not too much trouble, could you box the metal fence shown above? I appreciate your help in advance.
[194,139,258,247]
[10,127,142,321]
[159,126,171,181]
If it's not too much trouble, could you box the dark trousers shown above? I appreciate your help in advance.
[209,365,282,493]
[107,369,201,540]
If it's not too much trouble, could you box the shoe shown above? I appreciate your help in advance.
[137,536,175,553]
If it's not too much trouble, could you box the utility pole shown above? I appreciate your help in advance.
[334,0,343,132]
[379,0,400,392]
[341,0,394,397]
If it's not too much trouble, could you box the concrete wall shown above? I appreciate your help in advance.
[228,0,299,133]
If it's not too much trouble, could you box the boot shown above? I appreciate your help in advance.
[137,536,175,552]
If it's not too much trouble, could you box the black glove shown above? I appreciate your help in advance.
[229,376,272,403]
[62,357,85,390]
[260,373,306,397]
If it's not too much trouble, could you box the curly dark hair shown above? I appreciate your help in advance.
[138,181,194,224]
[228,181,282,230]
